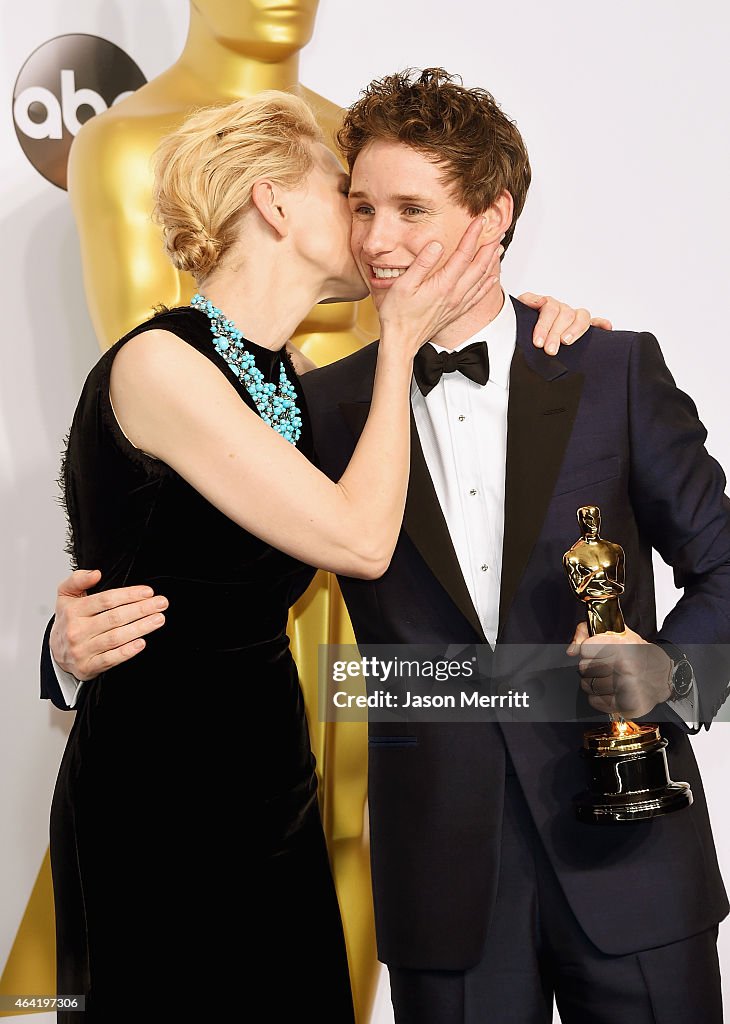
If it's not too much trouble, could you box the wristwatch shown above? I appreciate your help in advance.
[655,639,695,701]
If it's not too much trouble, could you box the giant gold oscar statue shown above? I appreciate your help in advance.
[65,2,380,1018]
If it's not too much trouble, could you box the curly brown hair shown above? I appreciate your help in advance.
[336,68,531,254]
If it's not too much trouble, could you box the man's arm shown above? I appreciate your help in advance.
[573,332,730,727]
[629,332,730,725]
[40,617,79,710]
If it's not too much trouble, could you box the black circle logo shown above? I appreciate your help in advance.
[13,34,146,190]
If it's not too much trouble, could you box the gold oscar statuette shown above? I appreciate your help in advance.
[563,505,692,823]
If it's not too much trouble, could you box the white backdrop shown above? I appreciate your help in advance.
[1,2,728,1022]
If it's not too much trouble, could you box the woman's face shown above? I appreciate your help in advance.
[193,0,319,57]
[286,144,368,302]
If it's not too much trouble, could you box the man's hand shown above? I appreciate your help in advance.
[567,621,673,719]
[517,292,612,355]
[50,569,168,681]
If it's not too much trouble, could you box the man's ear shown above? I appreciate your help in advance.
[481,190,514,243]
[251,180,289,238]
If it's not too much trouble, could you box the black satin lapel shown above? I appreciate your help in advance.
[338,400,485,641]
[498,349,583,634]
[404,412,486,642]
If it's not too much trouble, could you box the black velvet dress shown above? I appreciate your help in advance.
[50,307,354,1021]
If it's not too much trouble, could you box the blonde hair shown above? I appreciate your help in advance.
[152,91,324,281]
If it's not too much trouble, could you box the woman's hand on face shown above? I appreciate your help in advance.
[517,292,613,355]
[376,219,503,356]
[49,569,168,680]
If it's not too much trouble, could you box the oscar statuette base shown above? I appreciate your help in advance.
[574,723,693,824]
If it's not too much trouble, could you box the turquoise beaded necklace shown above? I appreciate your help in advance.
[191,293,302,445]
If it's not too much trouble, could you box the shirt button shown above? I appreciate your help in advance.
[469,488,478,496]
[480,564,488,572]
[458,415,466,422]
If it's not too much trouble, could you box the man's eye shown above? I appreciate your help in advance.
[353,205,374,215]
[404,207,427,216]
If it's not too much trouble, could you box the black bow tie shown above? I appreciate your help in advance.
[413,341,490,397]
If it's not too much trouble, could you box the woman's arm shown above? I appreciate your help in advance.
[111,223,498,580]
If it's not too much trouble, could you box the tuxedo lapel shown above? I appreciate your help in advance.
[404,412,486,641]
[498,303,584,635]
[338,400,485,641]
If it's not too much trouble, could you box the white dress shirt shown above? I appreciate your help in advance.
[53,659,83,708]
[412,291,516,648]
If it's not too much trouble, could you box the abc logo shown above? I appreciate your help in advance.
[13,34,146,190]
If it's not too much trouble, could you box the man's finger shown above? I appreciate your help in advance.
[86,638,149,678]
[579,660,614,678]
[85,612,167,657]
[80,585,160,618]
[587,694,618,714]
[581,676,614,696]
[566,621,589,654]
[84,596,169,641]
[57,568,102,598]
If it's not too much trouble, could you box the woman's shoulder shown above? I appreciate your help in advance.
[119,305,209,345]
[99,306,217,374]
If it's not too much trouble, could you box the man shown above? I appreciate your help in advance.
[44,70,730,1022]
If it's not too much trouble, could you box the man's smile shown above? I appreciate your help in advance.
[369,264,410,284]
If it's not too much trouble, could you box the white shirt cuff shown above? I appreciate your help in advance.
[51,651,84,709]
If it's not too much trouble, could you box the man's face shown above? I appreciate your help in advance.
[348,140,477,309]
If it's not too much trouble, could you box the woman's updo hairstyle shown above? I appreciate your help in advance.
[152,92,324,282]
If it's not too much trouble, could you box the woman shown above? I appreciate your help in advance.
[48,90,507,1021]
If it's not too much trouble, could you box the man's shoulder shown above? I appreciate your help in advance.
[301,341,379,406]
[511,296,657,372]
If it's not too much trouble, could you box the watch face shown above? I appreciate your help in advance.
[672,659,694,699]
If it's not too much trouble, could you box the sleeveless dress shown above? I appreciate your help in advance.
[50,307,354,1021]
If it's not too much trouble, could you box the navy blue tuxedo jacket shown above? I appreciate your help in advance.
[300,297,730,969]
